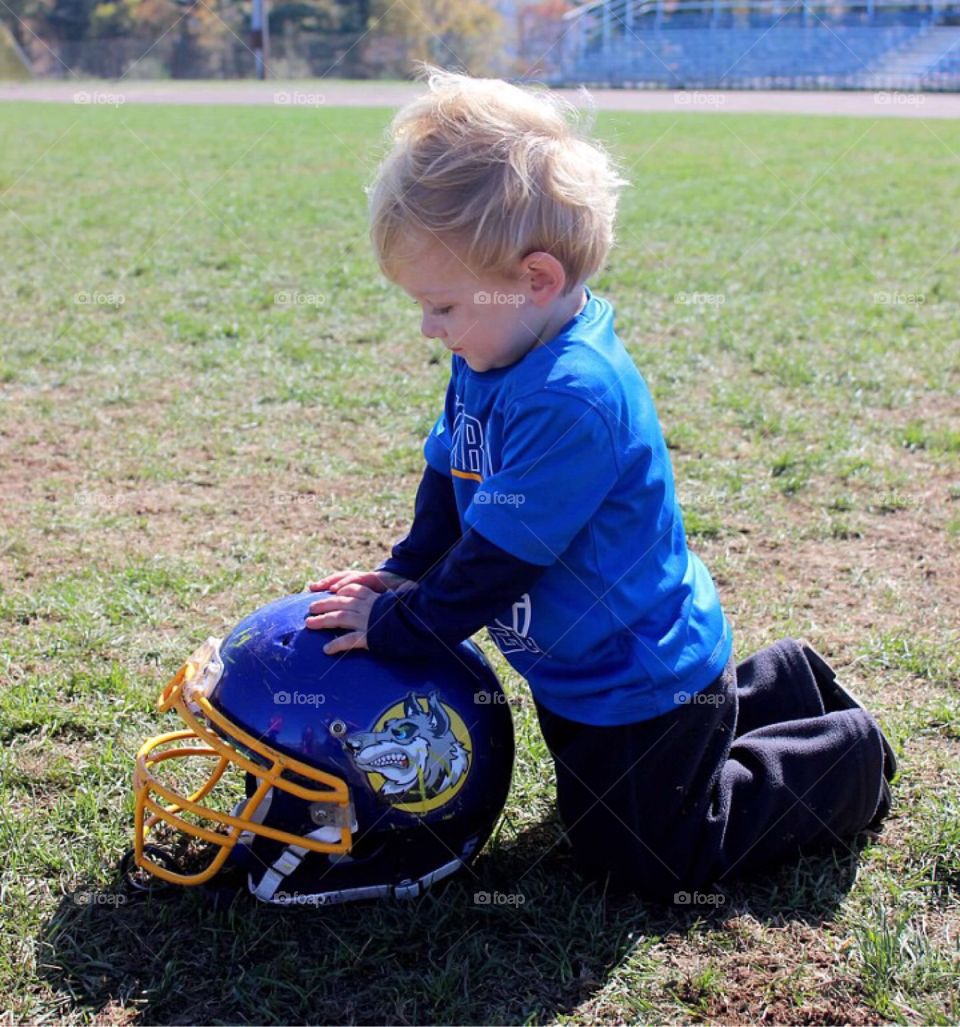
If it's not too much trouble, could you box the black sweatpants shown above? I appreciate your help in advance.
[534,638,889,900]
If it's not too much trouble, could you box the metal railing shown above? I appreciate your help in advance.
[552,0,960,89]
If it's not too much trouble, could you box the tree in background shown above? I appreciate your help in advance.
[89,0,138,38]
[1,0,43,49]
[1,0,514,77]
[0,16,32,75]
[17,0,180,54]
[518,0,572,78]
[267,0,342,35]
[334,0,368,33]
[368,0,505,77]
[164,0,244,77]
[41,0,96,40]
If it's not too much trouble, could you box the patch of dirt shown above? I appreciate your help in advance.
[4,735,103,814]
[574,916,880,1025]
[698,476,959,700]
[0,376,414,591]
[91,1001,141,1026]
[662,919,878,1025]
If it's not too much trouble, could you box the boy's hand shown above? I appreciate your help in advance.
[305,570,417,654]
[308,569,413,595]
[305,584,378,654]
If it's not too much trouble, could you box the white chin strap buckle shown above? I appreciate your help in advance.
[250,853,470,906]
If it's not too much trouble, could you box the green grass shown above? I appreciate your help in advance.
[1,97,958,1025]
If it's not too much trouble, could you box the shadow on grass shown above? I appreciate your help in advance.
[37,818,870,1025]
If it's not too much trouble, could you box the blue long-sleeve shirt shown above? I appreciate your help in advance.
[366,288,732,726]
[368,465,545,655]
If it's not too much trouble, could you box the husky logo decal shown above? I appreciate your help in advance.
[343,692,472,813]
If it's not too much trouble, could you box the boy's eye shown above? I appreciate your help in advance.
[410,301,453,316]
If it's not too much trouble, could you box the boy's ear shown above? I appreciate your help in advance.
[520,251,567,306]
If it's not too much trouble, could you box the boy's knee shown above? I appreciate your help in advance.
[571,850,710,905]
[563,823,709,904]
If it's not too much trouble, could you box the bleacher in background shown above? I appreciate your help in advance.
[553,0,960,90]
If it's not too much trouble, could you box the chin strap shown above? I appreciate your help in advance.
[248,825,343,903]
[248,830,480,906]
[233,789,478,906]
[249,848,469,906]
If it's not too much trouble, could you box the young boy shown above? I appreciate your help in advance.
[305,68,894,901]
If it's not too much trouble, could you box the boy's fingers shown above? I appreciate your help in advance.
[336,583,373,598]
[323,631,367,655]
[305,599,351,620]
[310,587,365,607]
[308,578,341,591]
[308,571,386,595]
[307,581,329,591]
[308,571,354,592]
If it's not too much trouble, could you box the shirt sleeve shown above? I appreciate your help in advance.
[464,390,620,566]
[376,465,462,582]
[366,528,546,658]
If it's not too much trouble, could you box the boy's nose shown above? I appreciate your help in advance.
[420,315,446,340]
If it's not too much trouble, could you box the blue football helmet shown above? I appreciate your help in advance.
[132,591,515,905]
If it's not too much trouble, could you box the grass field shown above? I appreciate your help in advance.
[0,98,958,1025]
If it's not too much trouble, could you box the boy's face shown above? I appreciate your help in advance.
[388,238,546,373]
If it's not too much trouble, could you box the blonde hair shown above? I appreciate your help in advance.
[367,66,628,293]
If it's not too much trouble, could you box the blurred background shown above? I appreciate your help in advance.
[1,0,959,91]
